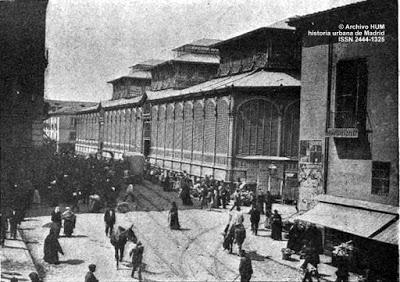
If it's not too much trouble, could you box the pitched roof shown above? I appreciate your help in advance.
[146,70,300,101]
[188,38,221,46]
[46,99,97,115]
[107,71,151,83]
[288,0,367,25]
[211,21,295,48]
[171,53,220,64]
[130,59,166,69]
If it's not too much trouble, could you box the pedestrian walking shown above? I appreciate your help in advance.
[71,190,80,212]
[1,211,8,246]
[9,210,18,240]
[199,185,208,209]
[304,223,323,255]
[104,207,116,237]
[51,206,62,226]
[249,205,260,235]
[168,202,180,230]
[43,228,64,264]
[230,189,241,211]
[61,207,76,237]
[287,220,305,253]
[129,241,144,280]
[234,223,246,255]
[207,188,214,211]
[85,264,99,282]
[239,250,253,282]
[271,210,282,240]
[220,184,228,209]
[300,241,320,282]
[231,205,244,226]
[256,189,265,214]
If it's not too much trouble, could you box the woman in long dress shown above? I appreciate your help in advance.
[271,210,282,240]
[61,207,76,237]
[43,228,64,264]
[168,202,180,230]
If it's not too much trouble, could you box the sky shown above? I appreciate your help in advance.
[45,0,359,102]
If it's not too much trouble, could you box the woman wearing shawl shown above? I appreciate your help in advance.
[61,207,76,237]
[43,228,64,264]
[168,202,180,230]
[50,206,62,237]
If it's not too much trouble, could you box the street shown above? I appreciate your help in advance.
[20,182,302,282]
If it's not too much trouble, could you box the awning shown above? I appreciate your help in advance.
[372,220,398,245]
[296,202,397,238]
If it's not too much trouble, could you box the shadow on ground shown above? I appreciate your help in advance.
[59,259,85,265]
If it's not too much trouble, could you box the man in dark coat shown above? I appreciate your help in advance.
[287,220,304,253]
[104,207,116,237]
[249,205,261,235]
[220,184,229,209]
[300,241,320,282]
[85,264,99,282]
[271,210,282,240]
[239,250,253,282]
[304,223,323,254]
[256,189,265,214]
[130,241,144,280]
[43,229,64,264]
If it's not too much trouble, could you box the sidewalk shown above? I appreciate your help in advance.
[1,229,38,282]
[244,203,360,282]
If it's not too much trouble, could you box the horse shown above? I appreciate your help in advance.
[110,224,138,269]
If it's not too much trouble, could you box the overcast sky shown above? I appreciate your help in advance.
[45,0,359,102]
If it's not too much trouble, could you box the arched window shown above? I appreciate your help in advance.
[282,101,300,158]
[174,103,183,159]
[216,99,229,155]
[165,104,174,156]
[183,102,193,160]
[193,101,204,161]
[157,106,166,155]
[236,99,279,156]
[151,106,158,153]
[204,100,216,158]
[130,109,137,150]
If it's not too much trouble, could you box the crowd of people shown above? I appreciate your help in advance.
[1,152,345,282]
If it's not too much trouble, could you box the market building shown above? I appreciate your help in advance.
[288,0,398,279]
[76,24,302,201]
[75,60,159,158]
[146,23,301,199]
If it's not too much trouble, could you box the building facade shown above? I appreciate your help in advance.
[75,61,155,158]
[289,0,398,279]
[76,28,302,200]
[44,100,96,153]
[0,0,48,185]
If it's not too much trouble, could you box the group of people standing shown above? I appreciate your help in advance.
[43,206,77,265]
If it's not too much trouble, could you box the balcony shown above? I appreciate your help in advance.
[327,111,359,138]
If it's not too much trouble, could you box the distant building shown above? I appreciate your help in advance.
[289,0,398,279]
[44,100,97,153]
[0,0,48,184]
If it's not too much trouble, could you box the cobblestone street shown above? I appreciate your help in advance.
[20,182,304,282]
